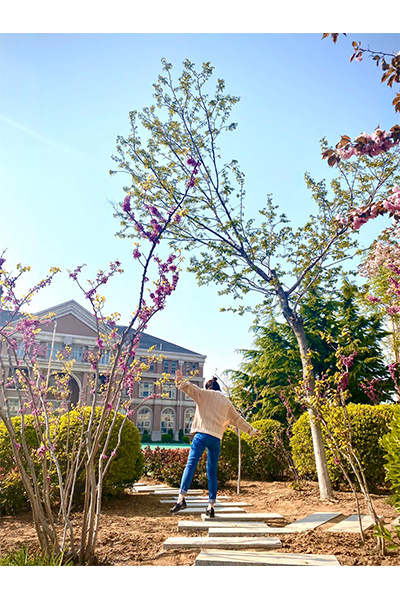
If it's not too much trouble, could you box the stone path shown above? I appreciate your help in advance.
[174,506,246,514]
[178,520,270,531]
[194,549,341,566]
[327,514,375,533]
[163,536,282,550]
[202,512,285,522]
[159,500,252,507]
[134,483,346,565]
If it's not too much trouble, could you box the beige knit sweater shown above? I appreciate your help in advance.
[177,380,257,440]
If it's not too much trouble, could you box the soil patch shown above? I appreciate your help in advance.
[0,479,399,566]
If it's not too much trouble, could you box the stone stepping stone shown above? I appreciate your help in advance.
[390,516,400,528]
[280,512,343,532]
[178,520,270,531]
[208,527,282,537]
[133,485,173,492]
[327,514,375,533]
[194,549,341,566]
[160,500,252,507]
[171,506,246,515]
[152,489,205,495]
[163,536,282,550]
[159,495,231,502]
[202,512,284,522]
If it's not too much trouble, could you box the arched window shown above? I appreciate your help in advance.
[161,407,175,434]
[136,407,152,433]
[184,408,195,434]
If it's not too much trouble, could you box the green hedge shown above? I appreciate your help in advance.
[381,405,400,505]
[0,408,143,514]
[290,404,396,489]
[55,407,143,499]
[142,446,235,488]
[220,419,287,481]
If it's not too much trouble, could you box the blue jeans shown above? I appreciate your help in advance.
[179,432,221,502]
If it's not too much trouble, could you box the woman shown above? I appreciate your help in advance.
[170,369,257,517]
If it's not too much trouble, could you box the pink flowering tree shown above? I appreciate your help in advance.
[111,58,400,501]
[322,33,400,165]
[0,176,194,563]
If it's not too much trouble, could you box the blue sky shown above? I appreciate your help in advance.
[1,32,399,382]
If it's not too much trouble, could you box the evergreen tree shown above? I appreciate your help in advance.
[229,279,393,423]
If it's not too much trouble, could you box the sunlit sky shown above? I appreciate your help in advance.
[0,23,399,382]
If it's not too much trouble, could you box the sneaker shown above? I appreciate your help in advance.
[169,498,187,514]
[206,506,215,518]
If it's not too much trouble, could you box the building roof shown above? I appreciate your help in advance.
[0,300,205,358]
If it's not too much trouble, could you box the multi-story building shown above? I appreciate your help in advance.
[0,299,206,441]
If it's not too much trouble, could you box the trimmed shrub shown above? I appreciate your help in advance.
[161,434,173,443]
[181,436,190,444]
[0,467,28,516]
[142,446,235,488]
[141,432,152,443]
[381,405,400,504]
[290,404,396,489]
[242,419,287,480]
[0,415,43,515]
[220,428,252,474]
[0,408,143,514]
[220,420,287,481]
[55,407,143,499]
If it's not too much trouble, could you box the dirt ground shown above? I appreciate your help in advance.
[0,478,399,566]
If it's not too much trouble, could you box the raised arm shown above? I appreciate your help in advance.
[174,369,203,405]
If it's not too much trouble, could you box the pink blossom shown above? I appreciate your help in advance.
[123,196,131,212]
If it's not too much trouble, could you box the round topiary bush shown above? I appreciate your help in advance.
[380,404,400,504]
[242,419,287,480]
[0,408,144,513]
[220,420,287,481]
[55,407,143,499]
[220,427,252,475]
[290,404,396,489]
[0,415,42,515]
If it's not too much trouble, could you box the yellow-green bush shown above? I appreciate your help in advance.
[220,419,287,481]
[0,408,143,514]
[55,407,143,499]
[381,405,400,503]
[290,404,396,489]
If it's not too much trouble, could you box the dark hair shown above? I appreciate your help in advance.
[205,377,221,391]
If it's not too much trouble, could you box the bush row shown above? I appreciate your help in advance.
[290,403,396,489]
[0,408,143,515]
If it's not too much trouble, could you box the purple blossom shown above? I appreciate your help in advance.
[123,196,131,212]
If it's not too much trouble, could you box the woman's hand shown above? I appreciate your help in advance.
[175,369,183,386]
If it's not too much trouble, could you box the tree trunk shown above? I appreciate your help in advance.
[274,279,333,500]
[292,317,333,500]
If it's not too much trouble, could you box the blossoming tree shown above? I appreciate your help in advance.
[0,172,195,562]
[111,58,400,500]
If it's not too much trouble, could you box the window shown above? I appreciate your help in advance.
[170,361,177,375]
[162,383,176,399]
[99,350,110,365]
[136,407,152,433]
[139,382,154,398]
[161,407,175,434]
[163,360,169,373]
[71,346,83,362]
[17,341,25,358]
[186,362,197,375]
[184,408,195,434]
[46,343,63,360]
[6,398,19,417]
